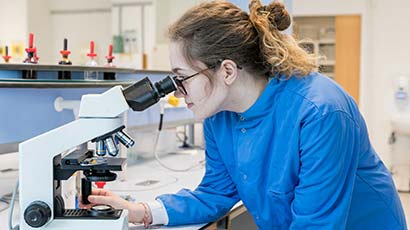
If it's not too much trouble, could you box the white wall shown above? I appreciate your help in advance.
[0,0,27,61]
[51,0,112,10]
[150,0,203,70]
[363,0,410,167]
[27,0,53,63]
[0,0,27,42]
[293,0,410,167]
[154,0,203,44]
[293,0,366,16]
[111,0,156,68]
[50,0,112,65]
[0,0,112,65]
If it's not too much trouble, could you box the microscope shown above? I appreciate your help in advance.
[19,76,176,229]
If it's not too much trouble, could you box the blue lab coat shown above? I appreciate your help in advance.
[157,72,407,229]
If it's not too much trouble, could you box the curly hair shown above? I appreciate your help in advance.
[169,0,317,78]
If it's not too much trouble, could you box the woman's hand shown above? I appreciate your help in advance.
[79,189,127,209]
[79,189,148,223]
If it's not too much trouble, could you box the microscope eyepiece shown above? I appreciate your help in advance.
[155,76,177,97]
[123,76,177,111]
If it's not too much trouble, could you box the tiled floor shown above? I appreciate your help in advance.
[399,192,410,226]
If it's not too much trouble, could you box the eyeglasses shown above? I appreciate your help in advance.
[173,67,214,95]
[172,60,242,95]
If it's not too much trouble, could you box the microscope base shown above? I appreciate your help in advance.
[57,208,123,219]
[21,210,128,230]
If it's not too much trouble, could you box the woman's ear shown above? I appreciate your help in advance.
[220,60,240,85]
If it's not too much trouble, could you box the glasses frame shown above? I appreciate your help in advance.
[172,59,242,95]
[173,66,214,95]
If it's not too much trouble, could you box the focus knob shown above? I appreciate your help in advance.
[24,201,51,228]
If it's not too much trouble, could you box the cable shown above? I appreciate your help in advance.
[153,102,205,172]
[175,131,187,143]
[175,130,204,150]
[8,180,19,230]
[0,191,15,212]
[0,202,9,213]
[153,131,203,172]
[179,125,191,148]
[1,192,18,204]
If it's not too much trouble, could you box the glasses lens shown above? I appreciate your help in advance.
[173,76,187,95]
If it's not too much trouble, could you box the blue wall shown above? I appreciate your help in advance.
[0,88,104,144]
[0,71,192,146]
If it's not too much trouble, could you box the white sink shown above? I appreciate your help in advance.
[391,115,410,135]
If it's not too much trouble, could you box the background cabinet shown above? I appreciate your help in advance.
[293,15,361,103]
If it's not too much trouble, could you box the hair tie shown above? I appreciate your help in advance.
[257,5,270,16]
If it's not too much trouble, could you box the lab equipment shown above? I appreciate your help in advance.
[18,76,177,229]
[58,38,72,80]
[104,44,116,80]
[84,41,99,80]
[95,140,107,156]
[2,46,11,63]
[114,130,135,148]
[22,33,38,79]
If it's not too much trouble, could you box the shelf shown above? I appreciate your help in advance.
[0,63,172,75]
[318,39,335,44]
[0,78,135,88]
[0,63,174,88]
[319,60,336,65]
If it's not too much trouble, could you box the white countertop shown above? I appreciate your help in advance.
[0,150,209,230]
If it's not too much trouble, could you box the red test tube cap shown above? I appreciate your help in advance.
[25,33,36,53]
[87,41,97,57]
[60,38,71,56]
[105,44,115,60]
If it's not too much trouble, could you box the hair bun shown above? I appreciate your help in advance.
[266,1,291,31]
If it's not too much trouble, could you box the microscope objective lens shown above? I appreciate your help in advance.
[95,140,107,156]
[115,131,135,148]
[104,136,119,156]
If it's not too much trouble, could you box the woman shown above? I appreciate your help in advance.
[82,0,406,229]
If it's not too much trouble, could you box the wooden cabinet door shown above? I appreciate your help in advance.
[335,15,361,103]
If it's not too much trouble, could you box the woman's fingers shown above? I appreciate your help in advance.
[88,195,115,206]
[78,203,94,209]
[91,189,109,196]
[78,189,122,209]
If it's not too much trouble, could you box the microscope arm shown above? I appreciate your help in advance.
[78,76,176,118]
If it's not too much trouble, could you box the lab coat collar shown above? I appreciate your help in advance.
[238,74,285,121]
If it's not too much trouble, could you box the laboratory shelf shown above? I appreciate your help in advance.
[0,78,134,88]
[0,63,173,88]
[0,63,172,75]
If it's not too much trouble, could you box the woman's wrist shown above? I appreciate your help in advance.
[127,201,153,226]
[127,202,144,223]
[139,202,153,227]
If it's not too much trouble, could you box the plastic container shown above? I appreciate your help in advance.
[84,41,99,80]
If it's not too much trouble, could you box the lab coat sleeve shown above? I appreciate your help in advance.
[290,111,360,229]
[156,119,240,226]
